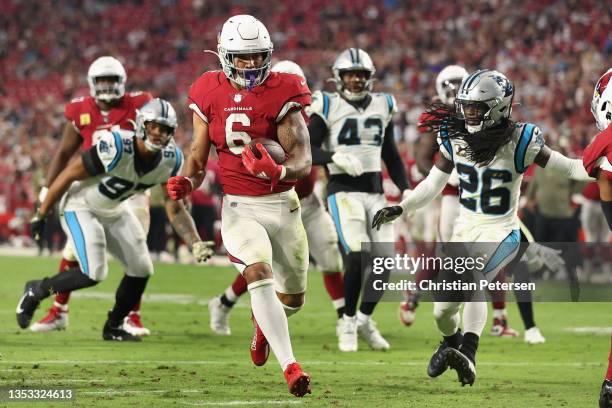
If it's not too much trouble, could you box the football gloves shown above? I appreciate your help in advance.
[242,143,284,190]
[371,206,403,231]
[29,211,47,242]
[332,152,364,177]
[535,244,565,272]
[167,176,193,201]
[192,240,215,262]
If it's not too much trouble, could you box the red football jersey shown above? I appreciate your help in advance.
[64,92,153,150]
[295,167,317,199]
[583,125,612,181]
[188,71,311,196]
[582,181,600,201]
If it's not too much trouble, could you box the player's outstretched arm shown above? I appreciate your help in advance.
[162,186,214,262]
[30,156,90,242]
[41,122,82,202]
[39,157,90,217]
[372,155,452,230]
[534,145,593,181]
[277,110,312,180]
[167,113,210,201]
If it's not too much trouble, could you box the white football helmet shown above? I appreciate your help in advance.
[271,60,305,79]
[217,15,273,89]
[135,98,177,151]
[456,69,514,134]
[332,48,375,101]
[87,56,127,102]
[436,65,469,105]
[591,68,612,131]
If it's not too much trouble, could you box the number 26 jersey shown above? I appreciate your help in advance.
[187,71,311,196]
[437,122,543,238]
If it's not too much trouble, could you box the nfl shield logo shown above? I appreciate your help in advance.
[234,94,242,103]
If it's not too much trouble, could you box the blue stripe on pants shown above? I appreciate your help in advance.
[327,194,351,254]
[63,211,89,276]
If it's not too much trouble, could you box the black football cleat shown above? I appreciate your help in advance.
[103,320,142,342]
[443,348,476,386]
[427,332,462,378]
[16,280,44,329]
[600,379,612,408]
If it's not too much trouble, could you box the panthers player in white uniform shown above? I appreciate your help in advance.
[18,98,213,341]
[373,69,592,385]
[308,48,409,352]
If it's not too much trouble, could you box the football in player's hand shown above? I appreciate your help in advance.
[248,139,287,164]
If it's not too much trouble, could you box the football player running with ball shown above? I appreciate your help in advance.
[19,98,214,341]
[582,68,612,408]
[308,48,409,352]
[207,60,345,337]
[167,16,313,397]
[373,69,592,386]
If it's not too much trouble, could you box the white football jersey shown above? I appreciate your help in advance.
[307,90,397,175]
[437,122,544,240]
[61,130,183,217]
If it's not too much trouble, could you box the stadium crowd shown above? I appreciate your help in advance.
[1,0,611,247]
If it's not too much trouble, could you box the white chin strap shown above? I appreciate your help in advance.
[144,139,163,152]
[466,123,483,134]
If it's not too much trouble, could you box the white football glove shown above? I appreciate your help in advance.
[332,152,364,177]
[535,244,565,272]
[192,241,215,263]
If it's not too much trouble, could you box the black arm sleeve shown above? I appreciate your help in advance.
[308,114,334,165]
[602,201,612,231]
[381,123,410,190]
[81,146,105,176]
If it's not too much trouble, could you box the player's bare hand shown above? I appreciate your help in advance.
[192,240,215,262]
[332,152,364,177]
[167,176,193,201]
[371,206,403,230]
[29,211,47,243]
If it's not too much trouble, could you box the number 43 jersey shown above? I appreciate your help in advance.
[437,122,544,240]
[187,71,311,196]
[307,90,397,176]
[61,130,183,217]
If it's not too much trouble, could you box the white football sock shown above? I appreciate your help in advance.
[462,301,487,336]
[248,279,295,371]
[433,301,461,336]
[492,308,506,319]
[224,286,238,303]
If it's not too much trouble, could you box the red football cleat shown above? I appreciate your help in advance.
[250,315,269,366]
[284,362,312,397]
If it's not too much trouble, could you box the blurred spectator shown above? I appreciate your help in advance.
[1,0,611,243]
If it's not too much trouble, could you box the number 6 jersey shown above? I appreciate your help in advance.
[60,130,183,217]
[187,71,311,196]
[437,122,544,240]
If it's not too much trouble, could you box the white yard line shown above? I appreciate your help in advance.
[0,359,601,367]
[563,327,612,334]
[82,389,202,395]
[0,379,105,384]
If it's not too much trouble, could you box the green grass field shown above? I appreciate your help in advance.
[0,255,609,407]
